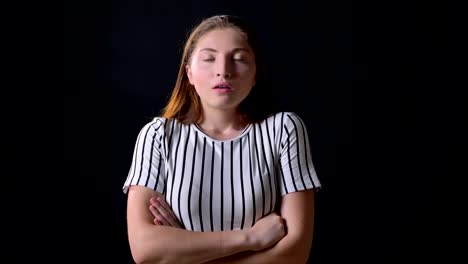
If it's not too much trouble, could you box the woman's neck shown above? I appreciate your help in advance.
[197,109,247,139]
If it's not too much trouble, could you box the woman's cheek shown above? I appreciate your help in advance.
[194,63,212,74]
[191,66,208,79]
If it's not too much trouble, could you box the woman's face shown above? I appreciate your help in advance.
[186,28,256,112]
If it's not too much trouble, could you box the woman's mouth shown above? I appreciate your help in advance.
[213,82,233,93]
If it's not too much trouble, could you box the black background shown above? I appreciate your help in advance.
[10,0,463,263]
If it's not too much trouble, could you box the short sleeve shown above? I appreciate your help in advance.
[122,118,166,194]
[277,112,321,195]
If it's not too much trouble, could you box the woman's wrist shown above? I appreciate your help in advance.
[243,227,258,251]
[217,229,255,257]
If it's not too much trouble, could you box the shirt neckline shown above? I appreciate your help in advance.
[192,123,252,143]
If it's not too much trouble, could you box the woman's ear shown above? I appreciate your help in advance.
[186,65,193,85]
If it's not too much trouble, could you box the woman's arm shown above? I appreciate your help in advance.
[205,189,317,264]
[127,185,286,264]
[150,188,317,264]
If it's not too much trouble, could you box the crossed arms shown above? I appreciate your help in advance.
[126,185,316,264]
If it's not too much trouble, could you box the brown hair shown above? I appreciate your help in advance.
[161,14,279,124]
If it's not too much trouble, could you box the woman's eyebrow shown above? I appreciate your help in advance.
[199,48,251,53]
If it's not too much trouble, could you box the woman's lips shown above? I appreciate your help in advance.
[213,82,232,89]
[213,82,233,93]
[213,87,233,93]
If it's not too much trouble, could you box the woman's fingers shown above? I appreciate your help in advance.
[149,198,182,228]
[150,197,182,228]
[249,212,286,250]
[155,197,179,222]
[155,202,181,228]
[150,205,171,226]
[154,218,163,226]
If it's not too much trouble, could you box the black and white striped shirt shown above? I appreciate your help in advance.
[123,112,321,231]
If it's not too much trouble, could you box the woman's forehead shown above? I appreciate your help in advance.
[195,28,251,52]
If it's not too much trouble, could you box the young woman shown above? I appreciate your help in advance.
[123,14,321,264]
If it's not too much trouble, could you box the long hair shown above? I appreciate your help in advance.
[161,15,279,124]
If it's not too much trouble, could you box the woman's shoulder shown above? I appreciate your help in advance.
[144,116,186,132]
[266,112,309,133]
[256,112,305,132]
[147,116,183,125]
[143,116,166,128]
[139,116,175,133]
[264,111,304,122]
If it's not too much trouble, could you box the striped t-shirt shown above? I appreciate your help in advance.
[123,112,321,231]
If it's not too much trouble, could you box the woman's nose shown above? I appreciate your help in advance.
[216,72,231,78]
[216,59,233,78]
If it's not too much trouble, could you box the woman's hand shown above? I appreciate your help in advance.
[248,212,286,251]
[149,195,182,228]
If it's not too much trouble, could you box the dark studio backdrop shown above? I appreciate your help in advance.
[35,0,461,263]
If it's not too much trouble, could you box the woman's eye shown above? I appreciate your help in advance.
[202,58,215,62]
